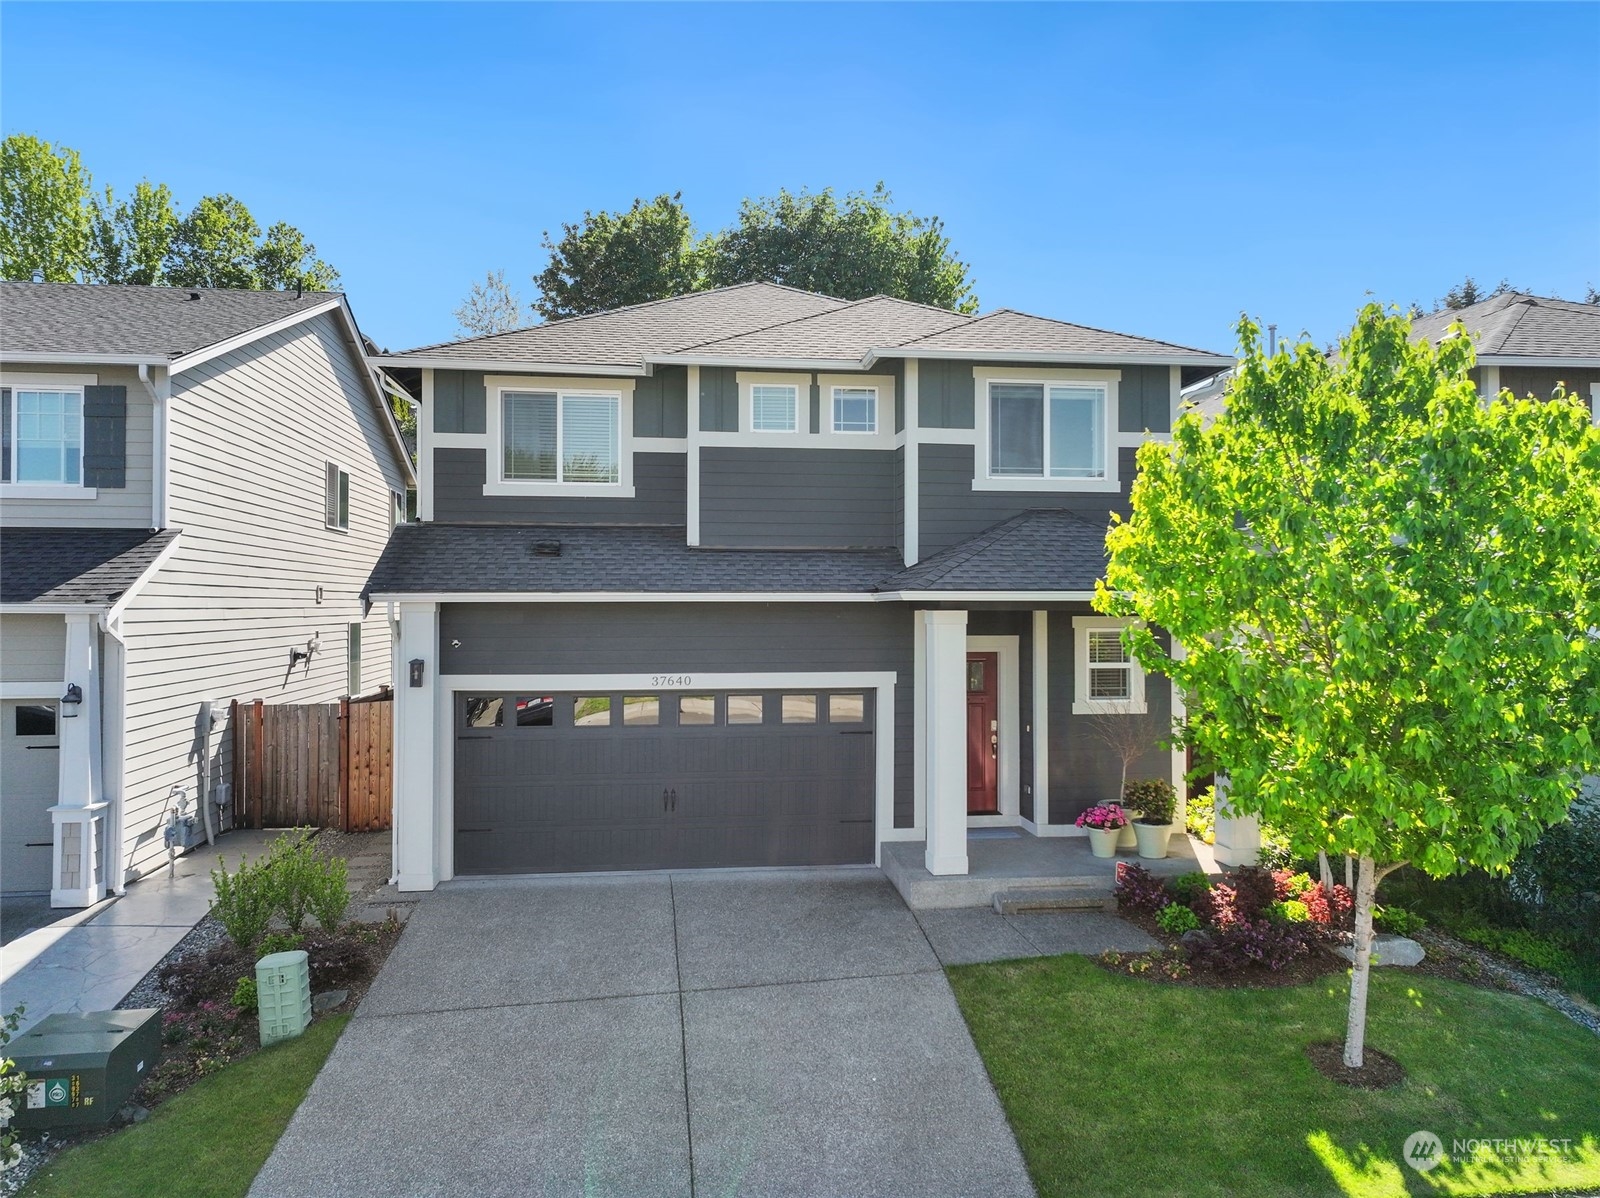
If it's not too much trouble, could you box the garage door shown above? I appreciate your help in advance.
[453,689,875,874]
[2,699,60,893]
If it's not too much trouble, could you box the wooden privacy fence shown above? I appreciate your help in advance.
[232,690,393,831]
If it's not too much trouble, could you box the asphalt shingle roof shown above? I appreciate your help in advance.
[1,527,179,606]
[0,283,339,360]
[880,509,1111,593]
[364,523,904,596]
[677,295,970,360]
[895,309,1228,361]
[1409,293,1600,360]
[387,283,848,367]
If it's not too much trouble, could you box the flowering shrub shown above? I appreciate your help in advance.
[1157,902,1201,934]
[1076,803,1129,831]
[1113,862,1172,913]
[1,1005,27,1172]
[1189,919,1315,972]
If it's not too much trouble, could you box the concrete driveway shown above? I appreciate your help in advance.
[251,869,1035,1198]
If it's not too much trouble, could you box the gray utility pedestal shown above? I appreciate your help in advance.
[10,1009,162,1130]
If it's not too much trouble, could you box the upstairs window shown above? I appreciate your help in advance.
[324,462,350,529]
[831,386,878,434]
[989,381,1107,480]
[503,390,620,484]
[12,389,83,485]
[749,384,799,432]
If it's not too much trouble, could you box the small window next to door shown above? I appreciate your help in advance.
[967,659,987,693]
[1071,617,1147,714]
[15,703,56,736]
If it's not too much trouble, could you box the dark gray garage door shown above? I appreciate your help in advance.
[453,689,875,874]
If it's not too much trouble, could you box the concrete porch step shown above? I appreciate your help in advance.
[993,888,1116,915]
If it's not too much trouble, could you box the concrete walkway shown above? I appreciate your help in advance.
[0,830,280,1032]
[252,870,1040,1198]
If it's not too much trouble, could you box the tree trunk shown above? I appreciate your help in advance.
[1343,853,1378,1069]
[1318,851,1333,892]
[1345,854,1354,891]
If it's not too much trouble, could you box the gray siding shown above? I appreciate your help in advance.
[0,361,154,528]
[0,614,65,683]
[433,370,486,434]
[436,368,686,439]
[440,601,916,827]
[917,359,1170,433]
[434,448,685,525]
[699,447,898,549]
[1490,365,1600,411]
[118,310,409,882]
[1046,613,1171,825]
[700,367,738,432]
[916,443,1134,558]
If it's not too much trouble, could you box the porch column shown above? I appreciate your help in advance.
[52,613,106,907]
[1211,774,1261,866]
[1031,610,1049,830]
[394,601,440,891]
[923,609,969,876]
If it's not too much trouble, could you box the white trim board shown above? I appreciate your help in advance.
[435,670,900,875]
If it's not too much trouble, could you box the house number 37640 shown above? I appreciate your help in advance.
[651,675,692,687]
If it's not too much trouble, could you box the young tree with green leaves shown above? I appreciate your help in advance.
[164,194,264,288]
[88,180,179,284]
[1098,305,1600,1070]
[532,193,700,321]
[0,133,93,281]
[704,183,978,313]
[254,221,339,291]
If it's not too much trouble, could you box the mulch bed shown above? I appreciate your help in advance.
[1100,907,1348,989]
[1305,1041,1407,1089]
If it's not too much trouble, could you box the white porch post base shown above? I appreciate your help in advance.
[50,803,108,908]
[922,609,969,876]
[394,601,440,892]
[1211,776,1260,867]
[51,614,105,908]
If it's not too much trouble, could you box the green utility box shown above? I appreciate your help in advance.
[256,949,312,1047]
[9,1009,162,1130]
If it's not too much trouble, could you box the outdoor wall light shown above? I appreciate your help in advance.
[409,659,426,688]
[60,683,83,716]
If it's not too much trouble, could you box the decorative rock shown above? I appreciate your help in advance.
[1179,929,1213,951]
[312,989,349,1014]
[1336,934,1425,967]
[118,1104,150,1125]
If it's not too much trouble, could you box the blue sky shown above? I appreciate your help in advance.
[4,2,1596,354]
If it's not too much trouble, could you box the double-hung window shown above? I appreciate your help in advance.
[831,385,878,434]
[1072,617,1147,714]
[503,390,620,484]
[12,389,84,484]
[989,381,1107,480]
[749,384,799,433]
[324,462,350,530]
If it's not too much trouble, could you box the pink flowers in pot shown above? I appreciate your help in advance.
[1076,803,1129,831]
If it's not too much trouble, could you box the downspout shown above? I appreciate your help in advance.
[138,364,168,529]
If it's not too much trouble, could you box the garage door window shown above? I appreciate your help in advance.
[782,694,817,723]
[464,697,503,728]
[828,694,865,723]
[678,695,715,726]
[575,696,612,727]
[15,703,56,736]
[622,696,659,726]
[727,694,763,724]
[515,696,554,727]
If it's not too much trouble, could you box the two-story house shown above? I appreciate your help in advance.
[367,283,1231,890]
[0,283,414,905]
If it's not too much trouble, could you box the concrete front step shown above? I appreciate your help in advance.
[993,888,1116,915]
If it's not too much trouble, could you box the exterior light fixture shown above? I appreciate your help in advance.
[60,683,83,716]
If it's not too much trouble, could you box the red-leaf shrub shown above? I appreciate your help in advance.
[1328,883,1354,927]
[1229,866,1282,919]
[1300,883,1331,924]
[1113,862,1172,913]
[1189,919,1316,973]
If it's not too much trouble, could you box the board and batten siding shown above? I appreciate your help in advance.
[440,601,917,828]
[433,448,685,525]
[698,447,899,549]
[114,311,407,881]
[0,361,154,528]
[0,614,66,684]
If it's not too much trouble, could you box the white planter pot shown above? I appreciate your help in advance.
[1134,822,1173,860]
[1087,827,1121,858]
[1117,812,1141,851]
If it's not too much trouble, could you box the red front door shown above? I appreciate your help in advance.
[966,652,999,814]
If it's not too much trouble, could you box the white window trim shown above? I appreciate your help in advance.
[5,380,89,491]
[973,366,1121,493]
[324,461,351,531]
[483,374,636,498]
[829,383,879,435]
[1071,616,1146,715]
[738,372,809,436]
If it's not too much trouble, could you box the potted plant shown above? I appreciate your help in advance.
[1124,779,1177,859]
[1075,804,1129,858]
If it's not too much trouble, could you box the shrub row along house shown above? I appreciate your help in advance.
[0,284,412,905]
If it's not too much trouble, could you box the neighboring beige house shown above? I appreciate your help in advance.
[0,284,413,905]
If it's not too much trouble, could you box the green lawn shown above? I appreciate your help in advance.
[948,957,1600,1198]
[22,1015,348,1198]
